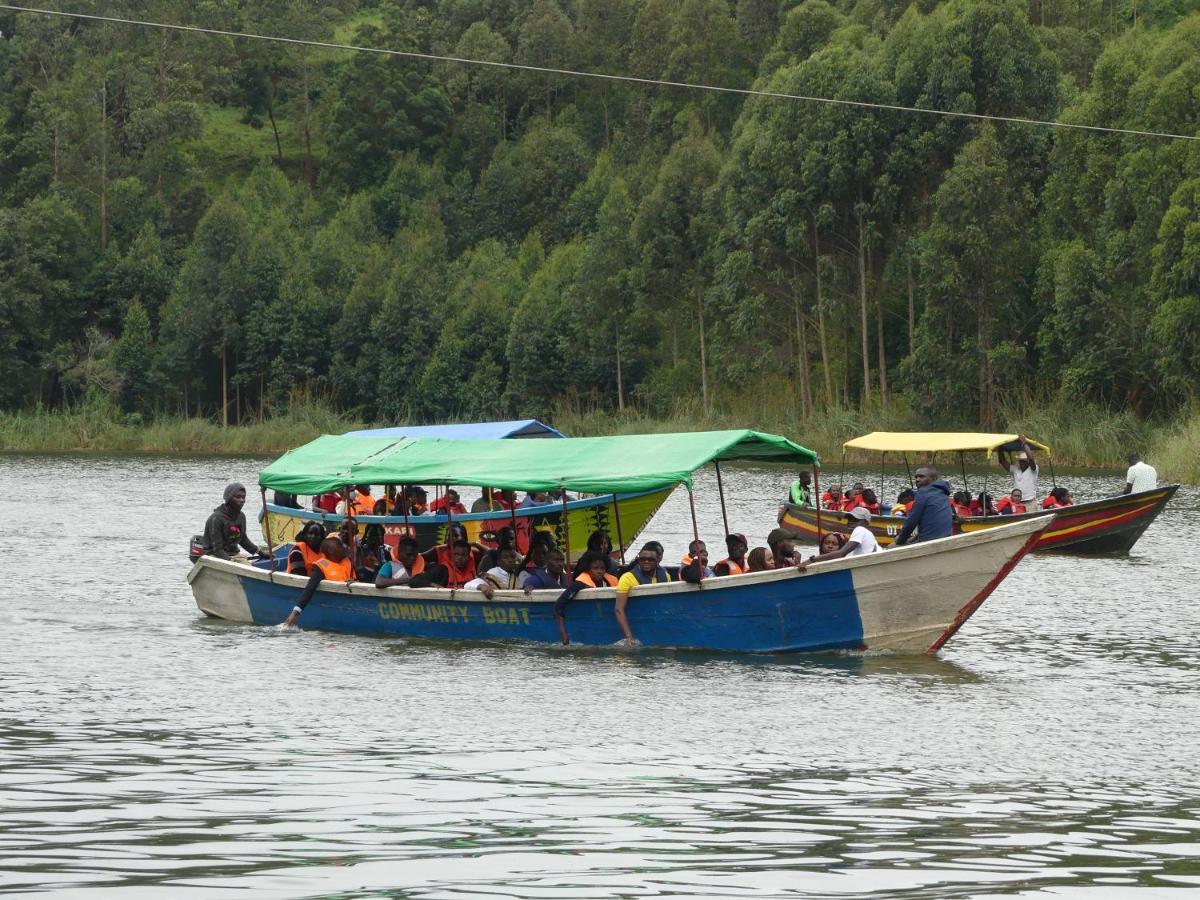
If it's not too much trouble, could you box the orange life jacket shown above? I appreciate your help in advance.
[840,498,860,512]
[435,544,478,572]
[821,491,844,509]
[952,503,973,518]
[399,554,426,575]
[996,498,1027,515]
[290,541,324,574]
[716,557,746,575]
[445,558,475,589]
[350,493,375,516]
[1042,496,1070,509]
[315,556,354,581]
[576,571,618,588]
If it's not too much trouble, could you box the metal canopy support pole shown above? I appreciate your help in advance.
[261,487,275,572]
[612,493,626,565]
[812,463,822,539]
[561,491,571,577]
[1048,453,1058,491]
[714,459,730,537]
[959,451,969,497]
[343,486,356,561]
[839,451,847,497]
[880,452,886,509]
[687,486,700,544]
[444,488,454,559]
[982,470,989,517]
[903,454,913,489]
[509,498,519,554]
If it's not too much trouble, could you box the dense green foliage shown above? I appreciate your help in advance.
[2,0,1198,431]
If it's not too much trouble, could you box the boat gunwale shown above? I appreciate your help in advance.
[781,484,1178,527]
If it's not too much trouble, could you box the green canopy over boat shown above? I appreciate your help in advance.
[259,430,818,495]
[257,434,399,495]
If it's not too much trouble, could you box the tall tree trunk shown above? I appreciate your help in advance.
[978,293,993,430]
[99,81,108,249]
[907,254,915,356]
[697,292,709,414]
[795,297,812,419]
[266,78,284,167]
[221,342,229,428]
[301,65,314,189]
[614,320,625,411]
[856,207,872,405]
[812,216,834,407]
[873,245,888,405]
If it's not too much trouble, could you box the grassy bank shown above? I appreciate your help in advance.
[2,397,1196,484]
[0,400,362,455]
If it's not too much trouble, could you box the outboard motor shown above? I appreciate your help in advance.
[188,535,206,563]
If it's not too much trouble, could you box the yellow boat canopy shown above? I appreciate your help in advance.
[844,432,1052,455]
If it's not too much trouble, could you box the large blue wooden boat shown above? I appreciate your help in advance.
[190,430,1050,654]
[190,515,1047,653]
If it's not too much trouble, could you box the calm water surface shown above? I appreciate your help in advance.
[2,455,1199,898]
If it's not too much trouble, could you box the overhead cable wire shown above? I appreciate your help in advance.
[2,3,1198,142]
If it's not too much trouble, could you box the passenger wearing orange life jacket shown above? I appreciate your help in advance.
[376,537,425,587]
[996,489,1028,515]
[713,533,749,576]
[287,522,327,575]
[553,551,621,645]
[1042,486,1073,509]
[680,539,714,579]
[951,490,974,519]
[849,488,881,515]
[841,483,865,512]
[821,484,845,510]
[427,540,478,589]
[892,488,916,517]
[282,537,357,626]
[348,484,376,517]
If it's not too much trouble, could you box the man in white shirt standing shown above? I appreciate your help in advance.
[796,507,878,571]
[998,435,1039,501]
[1123,454,1157,494]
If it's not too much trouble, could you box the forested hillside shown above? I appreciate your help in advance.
[2,0,1198,433]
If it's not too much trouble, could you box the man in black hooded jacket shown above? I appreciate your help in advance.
[202,482,263,560]
[892,467,954,546]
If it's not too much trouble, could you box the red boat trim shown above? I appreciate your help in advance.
[926,527,1046,653]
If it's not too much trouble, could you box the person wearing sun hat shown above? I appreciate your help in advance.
[998,434,1039,500]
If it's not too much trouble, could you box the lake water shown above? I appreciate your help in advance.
[2,455,1199,898]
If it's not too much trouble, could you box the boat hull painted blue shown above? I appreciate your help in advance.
[189,516,1048,654]
[236,567,864,652]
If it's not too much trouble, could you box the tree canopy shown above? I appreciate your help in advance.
[1,0,1198,427]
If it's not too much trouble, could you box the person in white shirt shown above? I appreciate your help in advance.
[464,546,529,598]
[998,435,1039,500]
[1124,454,1157,494]
[796,507,879,571]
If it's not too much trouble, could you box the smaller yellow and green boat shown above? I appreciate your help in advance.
[780,432,1177,555]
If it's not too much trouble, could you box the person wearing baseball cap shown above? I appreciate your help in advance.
[713,533,750,576]
[796,506,880,572]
